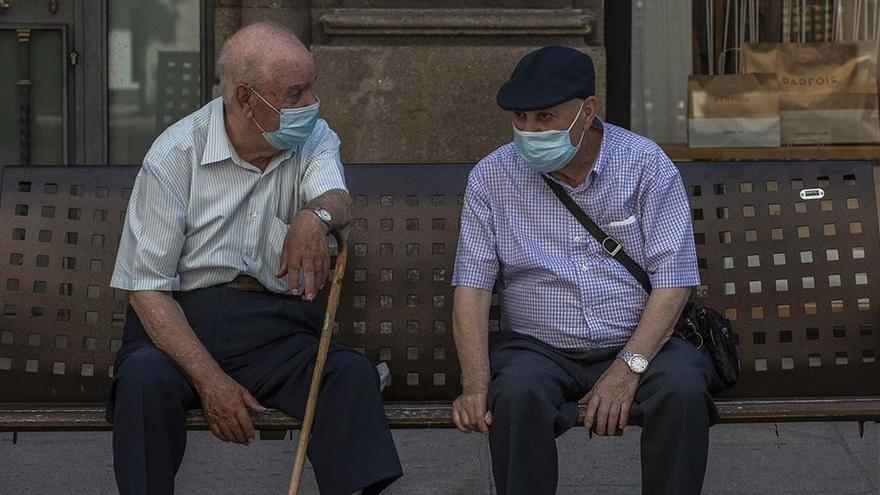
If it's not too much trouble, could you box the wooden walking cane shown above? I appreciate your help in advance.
[288,230,348,495]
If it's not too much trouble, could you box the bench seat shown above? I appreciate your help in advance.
[3,398,879,432]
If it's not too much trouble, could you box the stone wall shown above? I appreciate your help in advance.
[214,0,605,163]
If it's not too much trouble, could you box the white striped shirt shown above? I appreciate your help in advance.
[110,97,347,294]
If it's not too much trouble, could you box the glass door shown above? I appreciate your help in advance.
[0,1,206,166]
[0,0,72,165]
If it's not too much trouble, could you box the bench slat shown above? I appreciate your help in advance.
[2,399,879,432]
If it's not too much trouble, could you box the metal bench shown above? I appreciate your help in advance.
[1,162,879,435]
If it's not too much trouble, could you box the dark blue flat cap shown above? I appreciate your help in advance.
[497,46,595,111]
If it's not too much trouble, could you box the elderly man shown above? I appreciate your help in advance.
[451,46,720,495]
[107,23,401,495]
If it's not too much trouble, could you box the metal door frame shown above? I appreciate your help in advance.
[1,3,74,165]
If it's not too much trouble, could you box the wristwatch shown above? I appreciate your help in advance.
[309,207,332,228]
[617,350,650,374]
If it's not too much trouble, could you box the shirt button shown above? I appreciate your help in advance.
[581,264,589,271]
[574,236,582,242]
[250,211,258,219]
[244,249,252,256]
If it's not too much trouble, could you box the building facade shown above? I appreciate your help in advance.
[0,1,605,166]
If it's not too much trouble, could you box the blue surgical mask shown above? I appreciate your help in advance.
[513,100,586,173]
[250,87,319,150]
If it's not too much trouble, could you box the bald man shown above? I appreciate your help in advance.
[106,23,402,495]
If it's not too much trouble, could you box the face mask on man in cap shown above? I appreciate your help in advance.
[512,99,586,173]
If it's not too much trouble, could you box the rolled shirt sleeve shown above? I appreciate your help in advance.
[110,162,187,291]
[452,170,500,291]
[639,155,701,289]
[300,125,348,204]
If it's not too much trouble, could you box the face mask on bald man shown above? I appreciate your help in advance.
[250,87,319,150]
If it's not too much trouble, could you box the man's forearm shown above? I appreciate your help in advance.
[302,189,351,232]
[624,287,691,360]
[452,286,494,392]
[128,290,223,389]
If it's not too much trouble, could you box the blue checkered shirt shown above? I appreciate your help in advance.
[452,121,700,350]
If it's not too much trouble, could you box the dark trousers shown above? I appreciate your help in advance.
[106,288,402,495]
[487,333,720,495]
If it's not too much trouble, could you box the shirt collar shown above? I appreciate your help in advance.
[542,118,609,193]
[200,97,294,171]
[200,97,233,166]
[587,117,609,178]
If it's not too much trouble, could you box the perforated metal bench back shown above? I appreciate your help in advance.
[1,166,137,402]
[1,162,879,403]
[679,161,879,397]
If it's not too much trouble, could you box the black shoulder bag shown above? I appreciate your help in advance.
[541,175,740,392]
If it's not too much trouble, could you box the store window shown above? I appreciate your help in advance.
[630,0,691,144]
[630,0,880,146]
[108,0,203,163]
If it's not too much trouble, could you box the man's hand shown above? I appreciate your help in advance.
[452,390,493,433]
[580,359,640,436]
[196,372,266,445]
[277,210,330,300]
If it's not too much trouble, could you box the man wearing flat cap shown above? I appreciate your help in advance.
[451,46,719,494]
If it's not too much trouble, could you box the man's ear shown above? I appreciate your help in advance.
[236,85,255,119]
[583,96,600,130]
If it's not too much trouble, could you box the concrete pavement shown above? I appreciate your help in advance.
[1,422,877,494]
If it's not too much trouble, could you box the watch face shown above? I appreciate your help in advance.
[315,208,332,223]
[630,355,649,374]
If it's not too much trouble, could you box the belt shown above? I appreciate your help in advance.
[218,275,271,293]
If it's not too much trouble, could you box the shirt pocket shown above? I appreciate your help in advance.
[267,216,303,293]
[266,217,290,283]
[602,215,644,260]
[607,214,636,227]
[268,216,288,256]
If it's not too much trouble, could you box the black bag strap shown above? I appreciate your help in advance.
[541,174,653,294]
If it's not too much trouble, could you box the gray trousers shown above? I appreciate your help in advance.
[487,332,720,495]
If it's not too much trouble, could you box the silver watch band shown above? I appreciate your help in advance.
[617,350,649,374]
